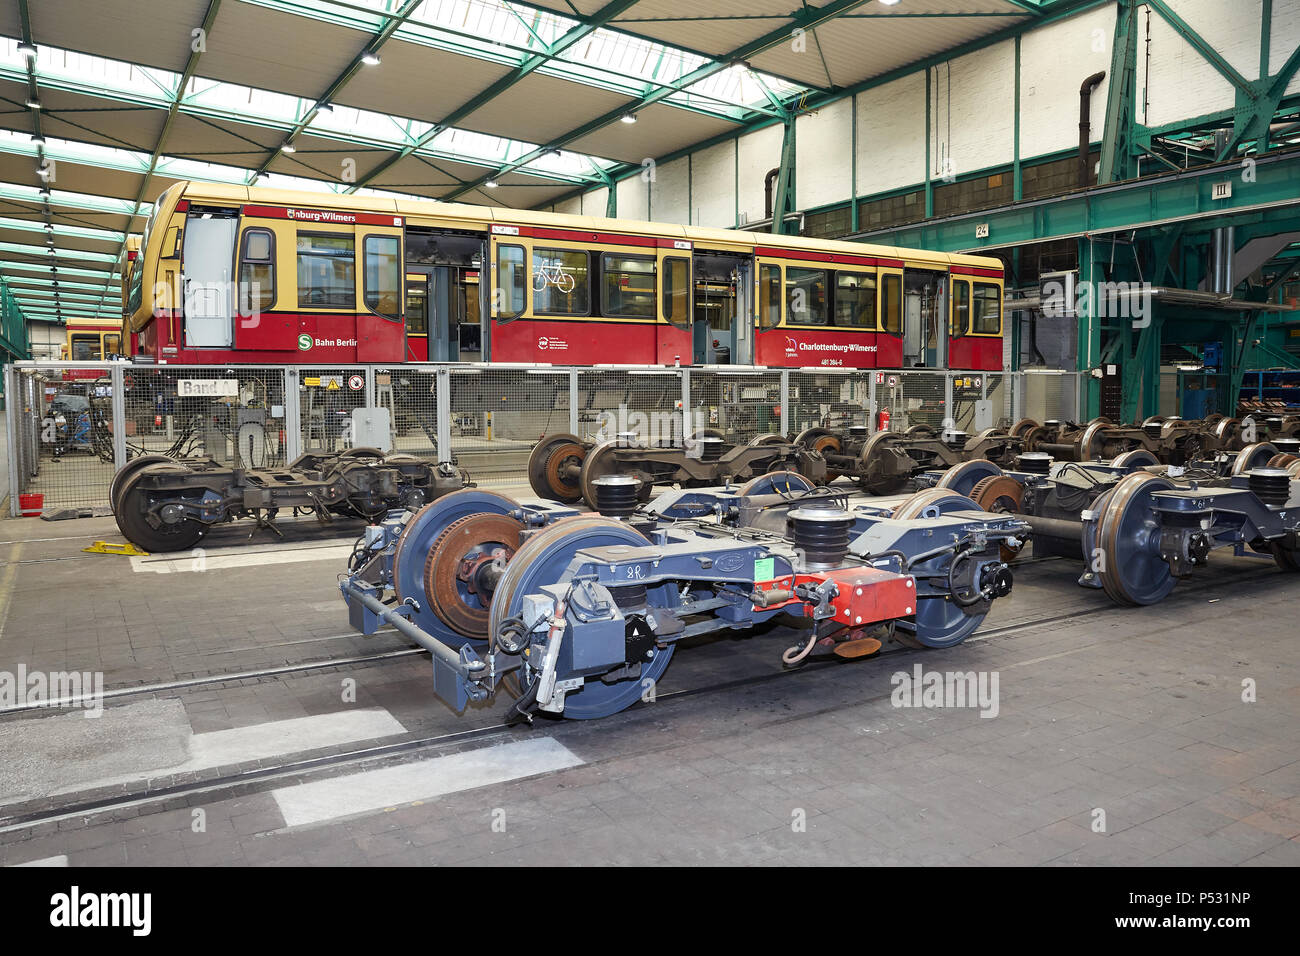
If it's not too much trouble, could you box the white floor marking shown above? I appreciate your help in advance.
[272,737,585,828]
[130,543,353,573]
[11,855,68,867]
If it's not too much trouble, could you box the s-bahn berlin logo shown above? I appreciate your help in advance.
[297,333,313,351]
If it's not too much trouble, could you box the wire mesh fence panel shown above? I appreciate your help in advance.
[578,368,683,444]
[686,368,782,443]
[122,366,288,469]
[786,370,873,436]
[893,371,949,433]
[450,366,570,488]
[297,366,370,455]
[382,365,440,459]
[12,365,116,512]
[1019,370,1081,424]
[985,373,1011,428]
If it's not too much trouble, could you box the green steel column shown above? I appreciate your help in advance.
[1099,0,1140,184]
[1013,35,1023,201]
[925,68,934,217]
[770,113,797,235]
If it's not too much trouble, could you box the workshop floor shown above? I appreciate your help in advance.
[0,505,1297,867]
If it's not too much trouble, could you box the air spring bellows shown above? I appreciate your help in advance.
[847,425,870,439]
[945,430,968,451]
[1274,438,1300,456]
[788,505,854,570]
[591,474,640,518]
[698,436,725,462]
[1144,423,1163,440]
[1247,468,1291,507]
[1016,452,1053,474]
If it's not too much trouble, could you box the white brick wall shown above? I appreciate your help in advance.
[935,39,1016,178]
[1271,0,1300,96]
[580,187,608,217]
[649,157,689,223]
[1019,5,1115,158]
[796,96,852,210]
[855,72,926,195]
[690,139,736,228]
[617,174,649,221]
[737,123,784,226]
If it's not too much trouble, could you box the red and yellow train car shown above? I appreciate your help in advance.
[123,181,1004,371]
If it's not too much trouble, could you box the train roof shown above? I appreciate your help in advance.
[165,181,1003,273]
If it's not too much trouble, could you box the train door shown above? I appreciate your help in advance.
[181,213,237,348]
[404,266,455,362]
[902,269,946,368]
[692,253,752,364]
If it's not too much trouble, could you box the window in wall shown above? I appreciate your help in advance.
[532,247,589,315]
[834,271,876,328]
[239,228,275,315]
[759,264,781,330]
[953,279,971,336]
[881,274,902,335]
[496,244,525,319]
[601,254,655,318]
[973,282,1002,334]
[662,257,690,328]
[785,267,828,325]
[364,235,401,318]
[297,233,354,308]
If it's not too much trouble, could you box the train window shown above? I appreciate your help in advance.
[834,272,876,328]
[239,228,276,315]
[70,335,101,360]
[952,279,971,336]
[297,233,354,308]
[786,268,828,325]
[104,333,121,356]
[496,244,525,320]
[973,282,1002,334]
[662,257,690,328]
[601,254,655,318]
[881,274,902,335]
[759,264,781,329]
[364,236,401,319]
[532,247,589,315]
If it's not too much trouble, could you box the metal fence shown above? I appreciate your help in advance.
[3,361,1085,516]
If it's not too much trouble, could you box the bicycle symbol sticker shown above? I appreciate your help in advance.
[534,259,576,293]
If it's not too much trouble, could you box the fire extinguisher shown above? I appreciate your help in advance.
[877,407,890,432]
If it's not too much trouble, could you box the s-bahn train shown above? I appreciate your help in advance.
[120,181,1004,371]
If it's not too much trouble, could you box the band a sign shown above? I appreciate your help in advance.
[178,379,239,398]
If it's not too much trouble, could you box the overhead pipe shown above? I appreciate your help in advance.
[1079,72,1106,188]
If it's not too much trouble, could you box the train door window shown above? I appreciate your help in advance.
[973,282,1002,334]
[532,247,589,314]
[952,279,970,336]
[104,333,122,356]
[834,271,876,327]
[758,264,781,329]
[297,233,354,308]
[881,274,902,335]
[496,244,525,320]
[601,254,655,318]
[405,274,428,334]
[662,257,690,328]
[70,335,101,360]
[364,235,401,318]
[785,267,828,325]
[238,228,275,315]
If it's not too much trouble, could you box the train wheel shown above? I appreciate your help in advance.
[891,487,980,520]
[115,468,206,553]
[794,427,843,482]
[1021,424,1051,452]
[527,433,586,502]
[1096,472,1177,606]
[1230,442,1279,477]
[748,432,787,446]
[936,459,1003,497]
[392,489,520,644]
[1266,453,1298,470]
[905,423,937,438]
[1141,416,1165,428]
[423,512,525,641]
[1272,542,1300,572]
[738,470,815,496]
[1110,448,1160,471]
[969,475,1025,563]
[111,454,176,526]
[1212,417,1242,449]
[579,440,649,507]
[1078,421,1112,461]
[489,517,674,720]
[1009,418,1041,439]
[337,447,386,460]
[858,431,911,495]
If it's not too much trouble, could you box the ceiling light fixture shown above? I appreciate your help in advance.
[484,179,499,188]
[620,112,637,124]
[25,97,41,110]
[280,144,296,154]
[361,50,381,66]
[17,41,37,59]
